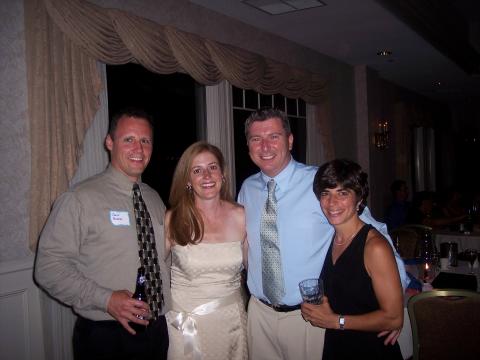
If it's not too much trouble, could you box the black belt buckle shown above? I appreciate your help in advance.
[259,298,301,312]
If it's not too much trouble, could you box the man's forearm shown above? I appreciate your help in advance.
[35,254,112,313]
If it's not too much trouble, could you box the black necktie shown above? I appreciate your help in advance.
[132,183,164,319]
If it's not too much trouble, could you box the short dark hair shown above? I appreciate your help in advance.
[313,159,369,214]
[244,108,291,139]
[108,108,154,139]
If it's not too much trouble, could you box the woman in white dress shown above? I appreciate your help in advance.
[165,141,248,360]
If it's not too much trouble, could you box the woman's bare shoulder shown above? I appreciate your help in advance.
[365,227,391,254]
[165,209,172,223]
[364,227,398,277]
[223,201,245,215]
[220,202,245,231]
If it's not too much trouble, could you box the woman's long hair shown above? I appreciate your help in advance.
[168,141,232,246]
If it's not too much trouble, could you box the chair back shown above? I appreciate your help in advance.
[390,227,419,259]
[407,289,480,360]
[390,224,436,260]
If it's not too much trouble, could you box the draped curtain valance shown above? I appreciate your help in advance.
[25,0,330,249]
[43,0,327,100]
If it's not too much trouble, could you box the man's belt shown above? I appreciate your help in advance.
[259,298,301,312]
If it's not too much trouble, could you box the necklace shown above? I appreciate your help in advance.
[333,235,347,246]
[334,225,363,246]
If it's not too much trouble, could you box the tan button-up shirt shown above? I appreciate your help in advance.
[35,166,171,320]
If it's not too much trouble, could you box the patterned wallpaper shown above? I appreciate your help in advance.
[0,0,32,262]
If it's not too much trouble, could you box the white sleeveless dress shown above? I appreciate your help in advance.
[166,241,248,360]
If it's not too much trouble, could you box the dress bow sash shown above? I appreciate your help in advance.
[169,292,240,360]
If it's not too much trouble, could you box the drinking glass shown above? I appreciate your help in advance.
[418,230,436,262]
[464,249,478,274]
[299,278,324,304]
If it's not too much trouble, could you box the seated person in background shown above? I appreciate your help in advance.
[441,187,466,218]
[407,191,465,229]
[301,159,403,360]
[385,180,410,231]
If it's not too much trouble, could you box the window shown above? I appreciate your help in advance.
[232,86,307,193]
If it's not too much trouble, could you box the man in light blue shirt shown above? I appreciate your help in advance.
[237,108,407,360]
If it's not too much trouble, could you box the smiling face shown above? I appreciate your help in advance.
[188,151,224,201]
[319,186,362,227]
[105,116,153,182]
[247,117,293,177]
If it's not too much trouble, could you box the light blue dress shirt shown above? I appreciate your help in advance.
[238,158,408,306]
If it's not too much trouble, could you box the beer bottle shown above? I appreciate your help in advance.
[133,267,147,302]
[130,267,148,334]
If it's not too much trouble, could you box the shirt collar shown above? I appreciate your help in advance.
[105,164,139,193]
[260,157,295,193]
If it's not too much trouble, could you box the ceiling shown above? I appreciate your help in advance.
[190,0,480,103]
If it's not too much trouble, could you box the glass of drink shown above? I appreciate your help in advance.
[464,249,478,274]
[299,278,324,304]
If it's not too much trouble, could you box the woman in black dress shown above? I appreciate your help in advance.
[301,159,403,360]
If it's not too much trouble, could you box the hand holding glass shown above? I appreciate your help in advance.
[299,278,324,304]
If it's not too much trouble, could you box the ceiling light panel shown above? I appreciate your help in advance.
[285,0,326,10]
[242,0,326,15]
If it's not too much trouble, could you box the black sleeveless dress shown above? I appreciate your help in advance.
[320,224,403,360]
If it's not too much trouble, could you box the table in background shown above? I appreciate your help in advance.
[434,230,480,252]
[405,260,479,289]
[436,261,480,290]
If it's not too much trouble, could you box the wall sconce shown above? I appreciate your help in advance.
[374,119,390,149]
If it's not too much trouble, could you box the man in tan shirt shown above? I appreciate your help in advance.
[35,108,171,360]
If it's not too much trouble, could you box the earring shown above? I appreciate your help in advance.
[186,183,192,191]
[222,176,226,183]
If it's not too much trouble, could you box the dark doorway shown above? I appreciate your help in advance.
[106,63,199,205]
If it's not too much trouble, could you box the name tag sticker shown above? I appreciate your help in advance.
[110,211,130,226]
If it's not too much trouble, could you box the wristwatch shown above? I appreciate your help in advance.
[339,315,345,330]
